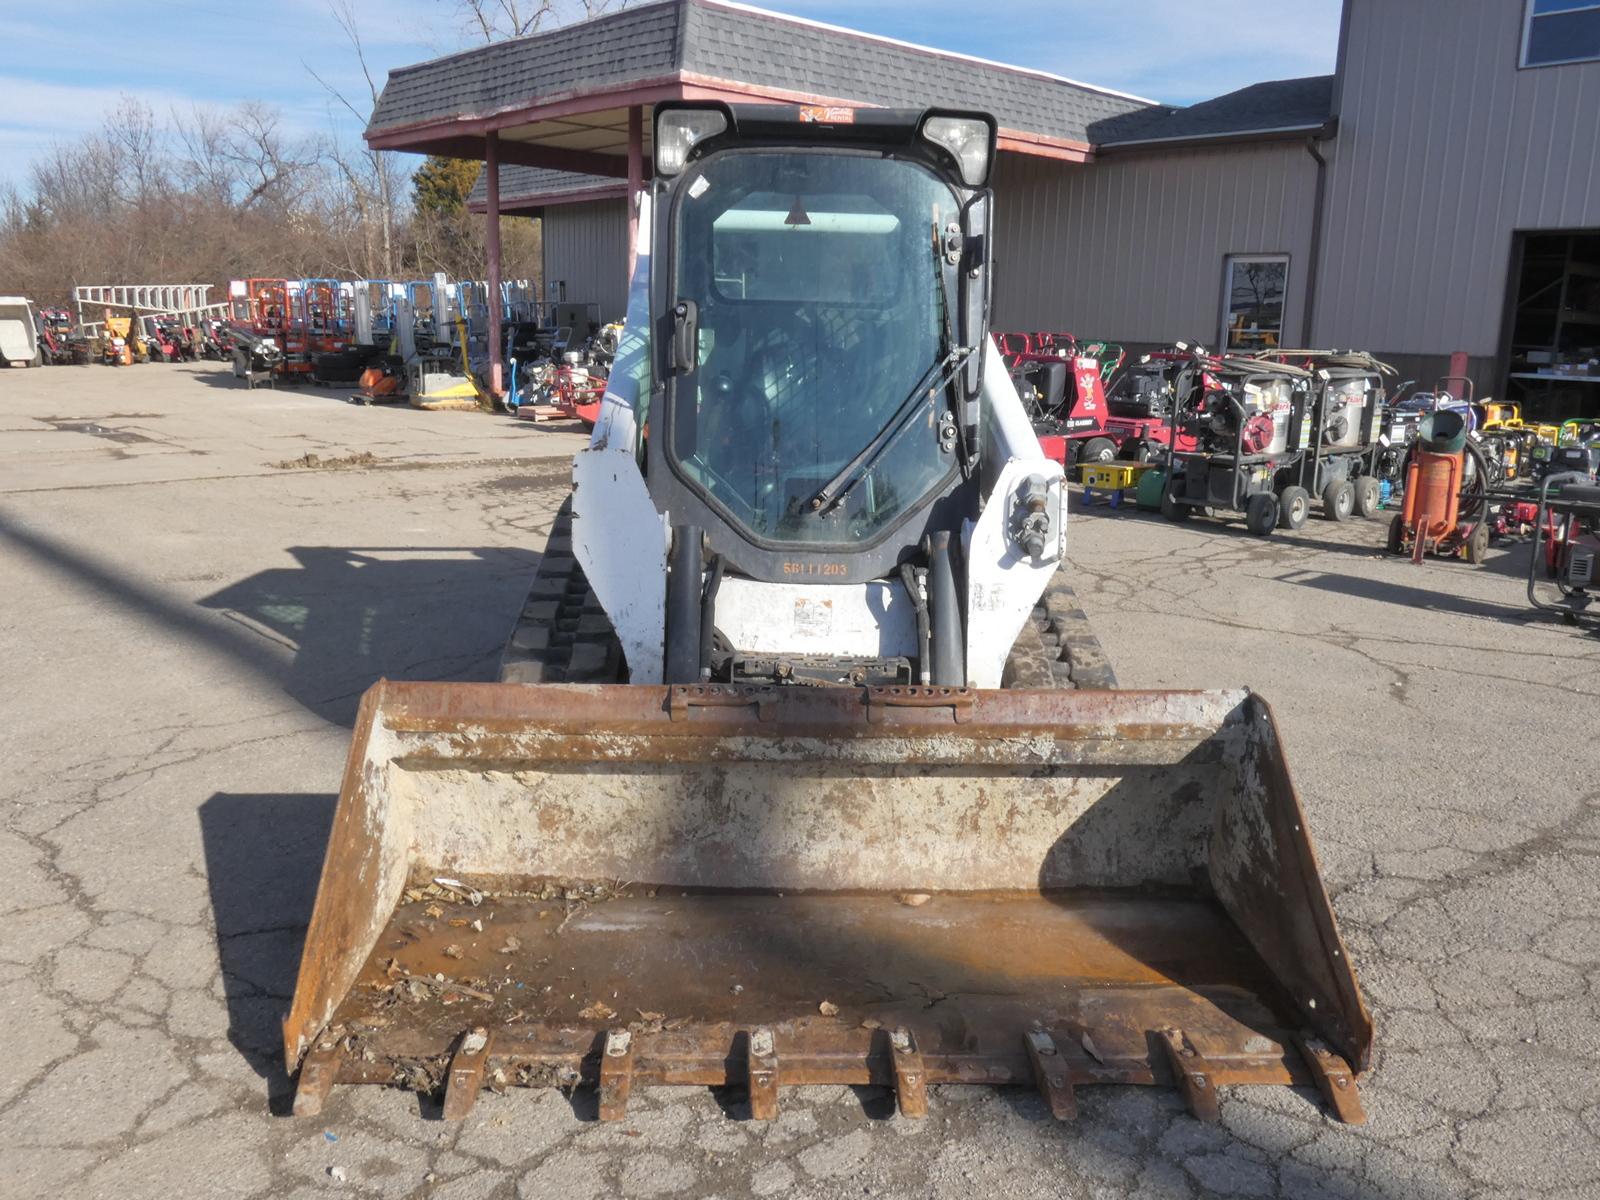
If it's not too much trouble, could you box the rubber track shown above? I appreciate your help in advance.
[501,502,1115,690]
[498,495,623,683]
[1002,568,1119,691]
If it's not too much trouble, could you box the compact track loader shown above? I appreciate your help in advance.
[287,104,1371,1127]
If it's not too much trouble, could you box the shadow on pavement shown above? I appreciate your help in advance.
[198,546,539,725]
[200,790,337,1113]
[1069,497,1404,559]
[1270,566,1543,624]
[190,369,357,397]
[0,518,541,727]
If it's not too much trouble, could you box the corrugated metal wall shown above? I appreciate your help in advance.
[991,143,1319,346]
[1317,0,1600,357]
[542,199,629,324]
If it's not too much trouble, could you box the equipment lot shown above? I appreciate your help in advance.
[2,363,1597,1199]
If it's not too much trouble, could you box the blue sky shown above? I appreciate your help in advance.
[1,0,1342,192]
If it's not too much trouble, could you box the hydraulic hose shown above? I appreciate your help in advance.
[665,525,703,685]
[926,531,965,687]
[900,562,932,686]
[699,555,724,682]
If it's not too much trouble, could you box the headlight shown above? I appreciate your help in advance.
[921,115,993,186]
[655,108,728,176]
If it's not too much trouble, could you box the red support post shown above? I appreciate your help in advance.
[485,131,504,396]
[627,106,643,283]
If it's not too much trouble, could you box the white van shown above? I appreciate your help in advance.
[0,296,43,367]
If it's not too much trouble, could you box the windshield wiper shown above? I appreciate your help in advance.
[805,346,971,516]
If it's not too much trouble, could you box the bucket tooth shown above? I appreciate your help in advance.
[1294,1033,1367,1125]
[1023,1030,1078,1121]
[598,1030,637,1122]
[1158,1028,1220,1123]
[292,1044,343,1118]
[442,1028,494,1121]
[889,1028,928,1119]
[746,1027,780,1120]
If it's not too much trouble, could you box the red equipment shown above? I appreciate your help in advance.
[1401,448,1462,562]
[37,307,73,364]
[517,358,605,426]
[146,319,180,362]
[995,332,1118,467]
[1102,350,1205,461]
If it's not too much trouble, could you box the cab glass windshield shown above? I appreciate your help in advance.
[670,152,958,545]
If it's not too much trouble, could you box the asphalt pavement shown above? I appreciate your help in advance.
[1,361,1596,1199]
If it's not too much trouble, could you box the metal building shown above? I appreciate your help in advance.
[369,0,1600,416]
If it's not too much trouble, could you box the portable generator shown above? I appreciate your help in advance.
[1528,469,1600,626]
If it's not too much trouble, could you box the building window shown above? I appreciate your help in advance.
[1221,255,1289,352]
[1523,1,1600,67]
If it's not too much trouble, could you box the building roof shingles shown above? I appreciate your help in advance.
[1088,75,1335,147]
[403,6,1336,209]
[368,0,1151,145]
[468,165,622,208]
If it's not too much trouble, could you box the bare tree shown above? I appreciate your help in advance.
[307,0,397,276]
[0,2,560,310]
[454,0,630,42]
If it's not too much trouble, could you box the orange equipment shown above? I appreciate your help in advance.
[301,279,349,357]
[245,279,290,336]
[101,311,133,366]
[1402,446,1462,561]
[356,364,404,403]
[1387,411,1490,564]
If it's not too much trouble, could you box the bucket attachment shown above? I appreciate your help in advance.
[285,683,1371,1124]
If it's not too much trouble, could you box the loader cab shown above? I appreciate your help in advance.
[646,102,997,586]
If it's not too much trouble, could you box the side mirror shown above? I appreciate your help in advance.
[672,300,698,375]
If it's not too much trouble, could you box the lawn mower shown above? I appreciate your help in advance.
[1159,347,1315,536]
[1386,411,1493,564]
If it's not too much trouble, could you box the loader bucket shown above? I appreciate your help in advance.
[284,683,1372,1124]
